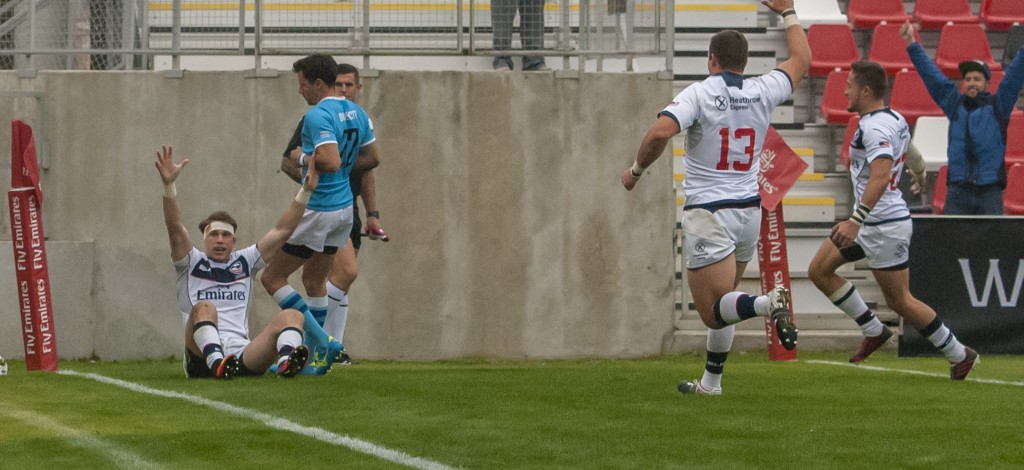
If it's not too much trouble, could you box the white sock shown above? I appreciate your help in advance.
[753,295,771,316]
[325,281,350,344]
[829,282,884,337]
[308,295,328,326]
[276,327,304,367]
[700,325,735,390]
[925,322,967,363]
[192,322,224,370]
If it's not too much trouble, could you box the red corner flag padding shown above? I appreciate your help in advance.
[8,120,58,371]
[757,127,808,361]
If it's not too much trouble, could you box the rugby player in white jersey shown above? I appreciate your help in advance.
[157,145,316,379]
[807,61,978,379]
[622,0,810,395]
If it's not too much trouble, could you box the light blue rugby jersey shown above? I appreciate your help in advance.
[301,96,376,211]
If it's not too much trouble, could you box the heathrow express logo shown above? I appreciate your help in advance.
[715,96,728,111]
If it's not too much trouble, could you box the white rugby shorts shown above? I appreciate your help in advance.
[287,206,354,252]
[855,218,912,269]
[681,205,760,269]
[222,334,251,358]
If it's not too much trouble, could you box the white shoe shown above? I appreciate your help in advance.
[678,379,722,396]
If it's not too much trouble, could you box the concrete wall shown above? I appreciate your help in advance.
[0,69,675,361]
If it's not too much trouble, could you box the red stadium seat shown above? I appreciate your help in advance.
[839,115,860,168]
[808,24,860,77]
[914,0,979,31]
[932,165,948,214]
[1005,164,1024,215]
[821,70,856,124]
[868,23,920,75]
[846,0,910,30]
[890,71,944,126]
[982,0,1024,31]
[935,24,1003,78]
[1005,110,1024,168]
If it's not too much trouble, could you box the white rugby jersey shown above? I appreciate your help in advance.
[174,245,266,341]
[848,108,912,224]
[661,70,792,206]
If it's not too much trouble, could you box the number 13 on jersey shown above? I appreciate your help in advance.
[717,127,757,171]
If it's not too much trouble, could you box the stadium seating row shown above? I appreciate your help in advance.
[841,0,1023,31]
[809,23,1004,80]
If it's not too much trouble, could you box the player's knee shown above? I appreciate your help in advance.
[190,301,218,320]
[278,308,305,328]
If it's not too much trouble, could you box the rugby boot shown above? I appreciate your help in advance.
[769,286,798,351]
[677,379,722,396]
[950,347,979,380]
[849,327,894,363]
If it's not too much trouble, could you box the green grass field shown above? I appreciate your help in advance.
[1,351,1022,469]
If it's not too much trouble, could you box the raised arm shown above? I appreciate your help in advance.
[256,155,320,258]
[902,21,960,115]
[763,0,811,90]
[155,145,193,262]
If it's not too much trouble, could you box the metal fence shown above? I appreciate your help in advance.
[0,0,674,72]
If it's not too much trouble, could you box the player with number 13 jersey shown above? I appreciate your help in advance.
[661,69,792,207]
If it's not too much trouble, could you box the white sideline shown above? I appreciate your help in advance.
[58,370,459,470]
[805,360,1024,387]
[0,402,167,470]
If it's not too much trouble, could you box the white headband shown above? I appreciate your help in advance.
[204,221,235,237]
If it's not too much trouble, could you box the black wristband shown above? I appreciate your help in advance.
[366,210,380,219]
[781,9,796,17]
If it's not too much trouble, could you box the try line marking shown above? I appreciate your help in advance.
[58,370,459,470]
[805,360,1024,387]
[0,402,167,470]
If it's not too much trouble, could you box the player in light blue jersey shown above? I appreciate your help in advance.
[261,54,381,374]
[807,61,978,380]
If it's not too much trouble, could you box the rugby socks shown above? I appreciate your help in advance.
[276,327,304,368]
[713,292,765,325]
[829,282,885,337]
[325,281,350,343]
[271,285,334,368]
[920,317,967,363]
[308,296,328,327]
[700,325,735,390]
[192,321,224,371]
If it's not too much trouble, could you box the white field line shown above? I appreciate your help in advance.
[0,402,167,470]
[805,360,1024,387]
[58,370,459,470]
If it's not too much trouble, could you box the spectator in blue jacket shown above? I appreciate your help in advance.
[901,21,1024,215]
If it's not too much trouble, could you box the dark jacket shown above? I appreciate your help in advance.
[907,43,1024,187]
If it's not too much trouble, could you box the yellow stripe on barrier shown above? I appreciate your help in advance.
[673,173,686,182]
[792,147,814,157]
[676,196,686,206]
[673,147,686,157]
[782,197,834,206]
[797,173,825,181]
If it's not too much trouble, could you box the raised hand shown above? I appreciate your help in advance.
[154,145,189,184]
[761,0,794,15]
[899,21,917,45]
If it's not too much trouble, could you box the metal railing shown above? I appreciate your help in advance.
[0,0,674,73]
